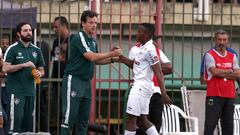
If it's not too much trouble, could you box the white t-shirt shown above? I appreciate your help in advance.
[129,40,159,97]
[129,43,171,94]
[129,45,170,63]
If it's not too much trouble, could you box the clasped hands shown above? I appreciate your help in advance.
[110,46,123,57]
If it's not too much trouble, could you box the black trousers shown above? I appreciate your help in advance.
[204,96,234,135]
[136,93,163,135]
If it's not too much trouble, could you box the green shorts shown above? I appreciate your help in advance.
[60,74,91,135]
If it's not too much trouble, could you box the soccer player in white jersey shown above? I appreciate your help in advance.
[129,36,173,134]
[119,23,172,135]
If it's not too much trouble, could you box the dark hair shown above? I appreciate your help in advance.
[214,29,228,38]
[80,10,98,28]
[140,23,155,39]
[54,16,69,28]
[16,22,33,33]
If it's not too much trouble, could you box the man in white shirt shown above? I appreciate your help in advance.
[129,36,172,134]
[119,23,172,135]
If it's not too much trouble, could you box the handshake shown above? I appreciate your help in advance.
[107,46,123,63]
[110,46,123,57]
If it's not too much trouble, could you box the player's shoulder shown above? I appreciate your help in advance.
[130,45,140,51]
[226,47,237,55]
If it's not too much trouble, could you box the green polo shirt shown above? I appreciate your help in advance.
[64,30,98,80]
[4,41,45,96]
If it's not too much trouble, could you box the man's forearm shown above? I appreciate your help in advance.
[225,70,240,80]
[2,63,24,73]
[119,56,133,69]
[210,67,232,78]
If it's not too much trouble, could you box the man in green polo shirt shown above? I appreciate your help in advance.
[2,22,45,134]
[60,10,122,135]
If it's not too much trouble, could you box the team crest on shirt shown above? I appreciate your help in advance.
[32,52,37,58]
[14,98,20,105]
[16,52,24,59]
[71,91,77,97]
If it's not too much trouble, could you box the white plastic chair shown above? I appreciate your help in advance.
[161,104,199,135]
[234,104,240,135]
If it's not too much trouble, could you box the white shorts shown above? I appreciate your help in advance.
[126,86,150,116]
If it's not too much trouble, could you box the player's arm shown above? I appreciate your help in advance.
[95,57,120,65]
[35,66,45,78]
[161,62,172,75]
[159,50,173,75]
[84,48,122,62]
[225,56,240,80]
[2,61,35,73]
[152,62,172,105]
[118,55,134,69]
[200,73,206,84]
[200,54,206,84]
[205,53,232,78]
[225,69,240,80]
[208,67,233,78]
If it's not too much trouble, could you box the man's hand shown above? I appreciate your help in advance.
[23,61,35,68]
[111,48,123,57]
[32,69,42,78]
[111,46,120,51]
[161,93,172,106]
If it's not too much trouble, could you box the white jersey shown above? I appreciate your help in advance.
[129,43,171,94]
[129,45,170,63]
[130,40,159,97]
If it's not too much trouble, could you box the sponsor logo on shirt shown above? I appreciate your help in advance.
[216,62,232,68]
[16,52,24,59]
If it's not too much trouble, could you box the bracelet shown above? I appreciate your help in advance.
[111,58,114,63]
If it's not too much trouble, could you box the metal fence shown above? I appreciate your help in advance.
[0,0,240,134]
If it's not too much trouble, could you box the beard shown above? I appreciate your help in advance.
[218,43,225,48]
[20,34,32,42]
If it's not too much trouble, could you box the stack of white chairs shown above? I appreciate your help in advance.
[161,104,199,135]
[234,104,240,135]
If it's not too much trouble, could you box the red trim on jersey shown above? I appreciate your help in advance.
[205,49,235,98]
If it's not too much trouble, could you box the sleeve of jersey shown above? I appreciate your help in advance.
[129,46,138,60]
[146,49,159,66]
[159,50,170,63]
[37,49,45,67]
[77,32,91,54]
[3,47,14,63]
[233,54,240,69]
[205,53,215,70]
